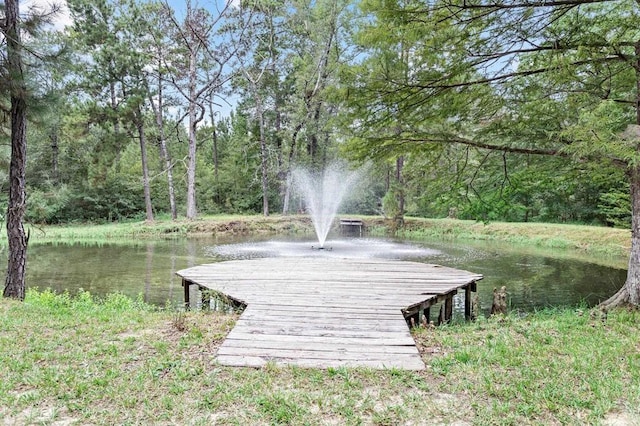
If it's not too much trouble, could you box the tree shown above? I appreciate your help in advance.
[68,0,156,222]
[346,0,640,307]
[147,48,178,220]
[280,0,354,212]
[163,0,235,219]
[1,0,29,300]
[1,0,61,299]
[231,0,284,216]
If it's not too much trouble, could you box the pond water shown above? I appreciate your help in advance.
[8,235,627,315]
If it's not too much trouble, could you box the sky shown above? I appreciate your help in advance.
[26,0,241,32]
[22,0,73,30]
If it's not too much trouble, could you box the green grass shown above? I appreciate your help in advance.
[1,290,639,425]
[367,217,631,258]
[414,308,640,424]
[12,214,315,245]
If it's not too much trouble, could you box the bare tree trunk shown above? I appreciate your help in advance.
[255,89,269,217]
[625,166,640,306]
[396,155,405,220]
[3,0,28,300]
[50,130,59,183]
[282,122,304,215]
[282,173,292,215]
[208,98,220,204]
[4,99,28,300]
[149,76,177,220]
[186,47,198,220]
[109,81,123,170]
[136,109,154,222]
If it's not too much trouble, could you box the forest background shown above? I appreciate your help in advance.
[1,0,631,228]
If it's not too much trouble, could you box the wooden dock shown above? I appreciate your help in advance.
[177,257,482,370]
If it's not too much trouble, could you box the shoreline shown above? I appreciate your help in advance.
[17,215,631,259]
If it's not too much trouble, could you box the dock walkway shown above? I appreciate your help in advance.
[177,257,482,370]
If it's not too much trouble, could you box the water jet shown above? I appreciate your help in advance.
[293,162,364,248]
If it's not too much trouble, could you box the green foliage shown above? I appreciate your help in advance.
[598,188,631,228]
[11,0,636,229]
[561,100,637,164]
[382,185,402,220]
[26,185,72,224]
[26,178,145,223]
[69,179,145,222]
[339,0,638,230]
[24,288,152,313]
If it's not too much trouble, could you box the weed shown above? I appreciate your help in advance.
[172,309,187,332]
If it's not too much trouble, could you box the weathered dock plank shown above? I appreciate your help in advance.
[177,257,482,370]
[225,331,416,347]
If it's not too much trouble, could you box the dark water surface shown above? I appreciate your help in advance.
[13,235,627,314]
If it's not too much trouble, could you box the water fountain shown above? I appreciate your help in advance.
[207,161,442,260]
[292,162,364,249]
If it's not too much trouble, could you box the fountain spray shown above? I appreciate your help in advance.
[293,162,364,249]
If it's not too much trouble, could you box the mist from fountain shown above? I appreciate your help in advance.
[292,163,364,248]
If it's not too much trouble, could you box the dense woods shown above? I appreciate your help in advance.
[3,0,640,305]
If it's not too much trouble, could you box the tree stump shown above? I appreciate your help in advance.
[490,286,507,315]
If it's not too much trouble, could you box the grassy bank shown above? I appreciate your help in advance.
[366,217,631,259]
[20,215,316,244]
[13,215,631,259]
[1,290,638,425]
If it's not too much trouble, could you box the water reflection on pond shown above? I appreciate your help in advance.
[12,235,627,314]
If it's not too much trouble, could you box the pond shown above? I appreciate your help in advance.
[8,235,627,315]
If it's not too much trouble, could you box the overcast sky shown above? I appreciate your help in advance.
[23,0,241,32]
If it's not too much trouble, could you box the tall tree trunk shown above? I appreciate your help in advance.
[282,121,304,215]
[136,110,154,222]
[149,78,177,220]
[601,41,640,308]
[626,166,640,306]
[109,81,122,170]
[186,48,198,220]
[3,0,28,300]
[208,99,220,205]
[255,89,269,217]
[50,130,59,184]
[602,165,640,308]
[396,155,405,220]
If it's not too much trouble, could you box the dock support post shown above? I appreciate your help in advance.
[444,295,453,323]
[437,304,445,325]
[423,307,430,326]
[407,312,419,328]
[465,285,472,320]
[183,278,191,310]
[201,289,211,310]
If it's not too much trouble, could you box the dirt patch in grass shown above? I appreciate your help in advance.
[603,410,640,426]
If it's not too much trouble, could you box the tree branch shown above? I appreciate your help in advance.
[415,56,626,91]
[446,0,612,10]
